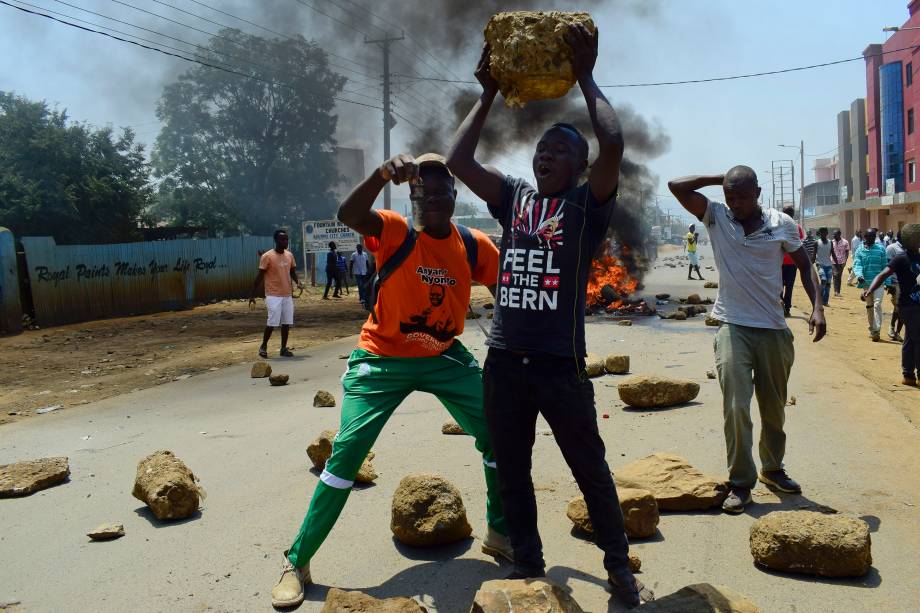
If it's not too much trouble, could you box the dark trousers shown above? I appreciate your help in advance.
[323,268,339,297]
[832,263,846,295]
[482,348,630,574]
[781,264,797,311]
[902,304,920,379]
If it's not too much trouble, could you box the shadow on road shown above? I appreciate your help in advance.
[621,401,705,414]
[302,557,504,612]
[132,505,202,527]
[755,564,882,589]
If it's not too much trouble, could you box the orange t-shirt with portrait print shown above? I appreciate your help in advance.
[358,209,499,358]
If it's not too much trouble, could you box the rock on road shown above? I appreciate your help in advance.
[1,246,919,612]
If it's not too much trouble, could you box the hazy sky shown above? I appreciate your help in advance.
[0,1,911,220]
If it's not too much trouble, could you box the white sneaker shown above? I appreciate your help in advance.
[271,554,311,608]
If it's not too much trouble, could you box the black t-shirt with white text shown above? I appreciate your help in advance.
[486,176,615,358]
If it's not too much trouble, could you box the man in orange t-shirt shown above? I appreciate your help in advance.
[249,229,303,358]
[270,153,509,608]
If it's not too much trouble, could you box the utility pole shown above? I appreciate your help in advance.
[365,32,405,210]
[799,140,805,226]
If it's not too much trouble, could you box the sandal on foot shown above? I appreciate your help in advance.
[608,572,654,607]
[258,347,268,359]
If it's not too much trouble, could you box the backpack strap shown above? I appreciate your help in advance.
[455,224,478,273]
[368,226,417,323]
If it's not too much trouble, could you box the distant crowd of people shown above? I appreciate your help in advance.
[779,206,920,387]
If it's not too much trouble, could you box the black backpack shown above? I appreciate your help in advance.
[365,224,479,324]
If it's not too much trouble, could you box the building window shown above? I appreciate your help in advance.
[909,62,914,86]
[910,161,916,184]
[910,109,915,135]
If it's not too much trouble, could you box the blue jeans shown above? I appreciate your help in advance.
[818,265,833,304]
[354,274,368,304]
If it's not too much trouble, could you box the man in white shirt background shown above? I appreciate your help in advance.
[349,243,370,309]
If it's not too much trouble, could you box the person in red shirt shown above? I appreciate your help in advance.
[270,153,510,608]
[780,205,805,317]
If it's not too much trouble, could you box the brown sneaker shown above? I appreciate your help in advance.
[271,554,311,609]
[721,486,752,514]
[903,376,919,387]
[481,526,514,564]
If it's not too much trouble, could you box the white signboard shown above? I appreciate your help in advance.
[302,219,360,254]
[885,177,896,196]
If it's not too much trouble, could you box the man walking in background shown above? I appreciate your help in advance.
[780,205,804,318]
[802,228,818,264]
[668,166,825,515]
[886,231,905,342]
[848,230,863,286]
[863,224,920,386]
[815,227,833,307]
[686,224,704,280]
[249,229,303,359]
[853,228,891,342]
[350,243,370,308]
[322,241,340,299]
[831,229,850,297]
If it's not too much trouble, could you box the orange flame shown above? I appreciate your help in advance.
[586,255,639,309]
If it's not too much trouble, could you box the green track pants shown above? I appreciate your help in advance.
[287,341,507,568]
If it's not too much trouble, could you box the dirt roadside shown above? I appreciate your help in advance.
[0,286,496,427]
[789,280,920,424]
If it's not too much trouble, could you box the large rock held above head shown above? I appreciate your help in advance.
[307,430,377,484]
[251,361,272,378]
[617,374,700,408]
[638,583,761,612]
[749,511,872,577]
[0,457,70,497]
[321,588,427,612]
[471,579,584,612]
[585,354,606,378]
[484,11,596,108]
[314,390,336,407]
[567,487,658,539]
[615,453,727,511]
[131,450,203,520]
[605,355,630,374]
[391,473,472,546]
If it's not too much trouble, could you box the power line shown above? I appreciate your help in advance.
[291,0,371,38]
[393,43,920,88]
[170,0,378,74]
[105,0,377,83]
[1,0,384,110]
[29,0,379,101]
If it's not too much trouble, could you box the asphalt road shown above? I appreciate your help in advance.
[2,246,919,612]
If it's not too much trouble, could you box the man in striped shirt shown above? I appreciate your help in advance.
[853,228,891,342]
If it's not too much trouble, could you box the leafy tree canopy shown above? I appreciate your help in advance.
[0,91,152,244]
[152,29,346,236]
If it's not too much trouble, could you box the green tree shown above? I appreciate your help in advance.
[152,30,346,236]
[0,91,152,243]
